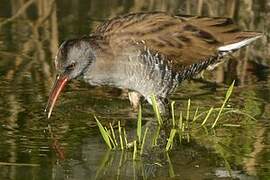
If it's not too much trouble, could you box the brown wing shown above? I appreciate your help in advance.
[94,12,261,70]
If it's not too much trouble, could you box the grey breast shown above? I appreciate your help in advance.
[83,46,179,100]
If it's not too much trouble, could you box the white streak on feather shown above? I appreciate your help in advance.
[218,35,262,52]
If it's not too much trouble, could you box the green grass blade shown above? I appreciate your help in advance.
[123,128,128,148]
[118,121,124,150]
[222,109,256,121]
[137,105,142,144]
[105,127,116,148]
[186,99,191,121]
[192,107,199,122]
[133,141,137,160]
[109,123,118,146]
[152,126,160,147]
[150,95,162,125]
[225,81,235,100]
[166,153,175,178]
[222,124,241,127]
[201,107,214,126]
[140,127,149,155]
[171,101,175,127]
[166,129,177,151]
[192,107,233,120]
[212,81,235,128]
[95,116,112,149]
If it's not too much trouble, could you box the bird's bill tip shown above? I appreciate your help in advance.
[45,74,69,119]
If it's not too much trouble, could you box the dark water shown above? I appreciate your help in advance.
[0,0,270,179]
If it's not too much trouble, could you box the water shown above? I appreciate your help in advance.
[0,0,270,179]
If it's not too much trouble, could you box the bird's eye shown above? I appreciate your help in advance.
[66,63,76,71]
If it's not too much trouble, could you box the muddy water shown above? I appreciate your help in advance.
[0,0,270,179]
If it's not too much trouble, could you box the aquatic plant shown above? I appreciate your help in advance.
[95,82,255,156]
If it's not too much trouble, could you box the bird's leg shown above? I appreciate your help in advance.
[128,91,142,111]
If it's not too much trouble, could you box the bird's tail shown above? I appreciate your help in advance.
[217,31,262,53]
[177,32,263,82]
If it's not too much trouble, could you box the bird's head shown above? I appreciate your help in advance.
[45,37,95,118]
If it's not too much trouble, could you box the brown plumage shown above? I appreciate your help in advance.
[45,12,262,118]
[94,12,261,69]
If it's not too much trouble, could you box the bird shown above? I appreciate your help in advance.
[45,12,262,118]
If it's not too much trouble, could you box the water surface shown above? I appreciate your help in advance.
[0,0,270,179]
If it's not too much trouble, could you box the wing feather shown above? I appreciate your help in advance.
[94,12,261,71]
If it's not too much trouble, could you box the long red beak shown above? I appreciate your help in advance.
[45,74,69,118]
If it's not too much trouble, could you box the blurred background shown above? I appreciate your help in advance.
[0,0,269,179]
